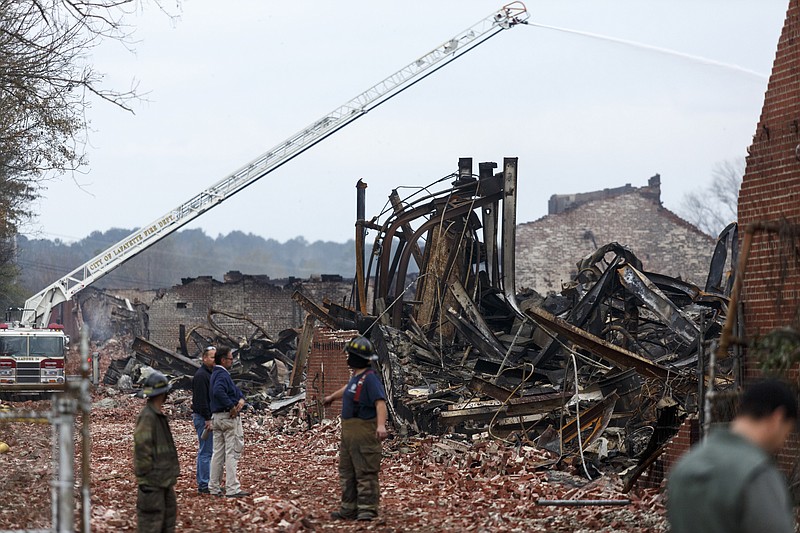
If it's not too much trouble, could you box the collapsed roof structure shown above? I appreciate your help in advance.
[290,156,739,486]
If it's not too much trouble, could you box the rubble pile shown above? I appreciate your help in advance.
[1,379,667,532]
[295,163,738,487]
[97,161,737,492]
[103,315,299,410]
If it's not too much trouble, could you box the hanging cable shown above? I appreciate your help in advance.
[487,362,537,444]
[568,352,593,480]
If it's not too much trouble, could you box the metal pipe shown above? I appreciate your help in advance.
[698,311,705,436]
[704,332,716,439]
[80,328,92,533]
[355,180,368,315]
[54,395,75,533]
[0,410,50,422]
[0,383,67,391]
[536,499,631,507]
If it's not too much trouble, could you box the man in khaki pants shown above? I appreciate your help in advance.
[208,346,250,498]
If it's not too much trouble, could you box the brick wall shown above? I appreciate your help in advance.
[737,0,800,477]
[738,0,800,344]
[634,417,700,491]
[516,192,715,294]
[305,328,360,419]
[146,275,352,351]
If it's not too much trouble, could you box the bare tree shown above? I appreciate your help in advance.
[1,1,177,183]
[0,0,175,303]
[679,158,744,237]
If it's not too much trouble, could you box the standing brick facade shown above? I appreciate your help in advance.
[146,273,352,351]
[634,417,700,490]
[305,328,359,419]
[516,178,715,295]
[738,0,800,347]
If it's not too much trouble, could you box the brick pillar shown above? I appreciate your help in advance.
[305,328,359,419]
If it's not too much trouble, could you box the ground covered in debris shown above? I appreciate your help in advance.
[1,388,667,533]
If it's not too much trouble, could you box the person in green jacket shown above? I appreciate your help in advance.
[667,379,797,533]
[134,371,181,533]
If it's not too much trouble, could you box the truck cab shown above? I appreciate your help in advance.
[0,323,69,388]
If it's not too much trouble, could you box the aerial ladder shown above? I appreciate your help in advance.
[21,2,529,328]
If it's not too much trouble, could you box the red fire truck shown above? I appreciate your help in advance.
[0,323,68,389]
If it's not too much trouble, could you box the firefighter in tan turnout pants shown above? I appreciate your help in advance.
[324,336,388,522]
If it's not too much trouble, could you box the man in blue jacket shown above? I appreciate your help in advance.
[208,346,250,498]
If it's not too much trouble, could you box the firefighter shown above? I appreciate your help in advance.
[133,371,180,533]
[323,336,388,521]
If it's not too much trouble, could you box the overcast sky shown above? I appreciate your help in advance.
[24,0,788,245]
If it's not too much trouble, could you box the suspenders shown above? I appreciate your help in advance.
[352,369,374,416]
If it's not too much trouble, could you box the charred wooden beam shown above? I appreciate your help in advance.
[289,315,315,395]
[467,375,516,401]
[414,219,464,341]
[445,307,505,361]
[439,390,565,426]
[291,291,339,330]
[449,280,500,344]
[389,189,425,266]
[131,336,200,376]
[560,392,618,445]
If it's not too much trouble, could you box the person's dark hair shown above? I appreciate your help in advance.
[738,379,798,421]
[215,346,232,365]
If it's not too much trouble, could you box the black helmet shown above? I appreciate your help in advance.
[142,370,172,398]
[345,336,377,361]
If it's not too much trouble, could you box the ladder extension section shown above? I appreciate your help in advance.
[22,2,529,327]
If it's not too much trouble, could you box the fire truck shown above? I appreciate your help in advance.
[0,322,68,390]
